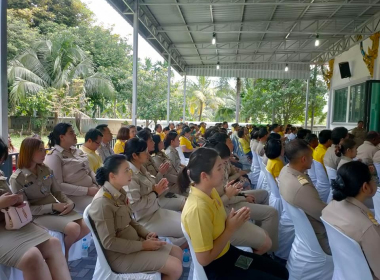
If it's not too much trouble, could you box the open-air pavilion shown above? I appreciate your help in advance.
[2,1,380,138]
[104,0,380,127]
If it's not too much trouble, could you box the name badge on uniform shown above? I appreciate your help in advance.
[23,181,33,188]
[43,174,53,180]
[297,175,309,186]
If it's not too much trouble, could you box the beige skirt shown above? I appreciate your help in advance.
[0,222,50,267]
[106,243,172,273]
[33,210,83,232]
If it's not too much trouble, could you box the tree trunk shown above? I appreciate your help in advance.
[236,77,241,122]
[54,112,58,126]
[198,101,203,121]
[113,98,117,118]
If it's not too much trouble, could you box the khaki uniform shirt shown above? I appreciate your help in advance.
[144,155,163,184]
[278,165,330,255]
[218,163,246,206]
[165,146,181,172]
[89,182,150,257]
[0,171,11,222]
[10,164,72,216]
[152,152,180,194]
[44,145,98,196]
[351,127,367,147]
[97,142,114,162]
[357,141,379,165]
[256,141,266,157]
[337,156,353,170]
[322,197,380,280]
[323,144,340,170]
[81,145,103,173]
[124,161,160,221]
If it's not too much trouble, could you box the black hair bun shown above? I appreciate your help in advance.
[95,167,107,185]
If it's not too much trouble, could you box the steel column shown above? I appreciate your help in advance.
[304,78,310,128]
[183,74,187,122]
[167,54,171,125]
[132,0,139,125]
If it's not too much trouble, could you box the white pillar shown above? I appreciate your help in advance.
[304,78,310,128]
[132,0,138,126]
[0,0,8,141]
[183,74,187,122]
[0,0,10,176]
[167,53,171,125]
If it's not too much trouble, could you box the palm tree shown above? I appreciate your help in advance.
[8,37,114,123]
[188,76,224,121]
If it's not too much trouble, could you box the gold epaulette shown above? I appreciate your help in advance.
[297,175,309,186]
[367,211,379,226]
[103,192,112,199]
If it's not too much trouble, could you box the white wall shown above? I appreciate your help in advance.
[329,36,380,130]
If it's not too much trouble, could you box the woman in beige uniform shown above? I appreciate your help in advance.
[322,161,380,279]
[0,139,71,280]
[10,137,89,260]
[44,123,100,213]
[152,135,187,198]
[137,129,185,211]
[89,154,183,279]
[123,138,187,248]
[164,131,184,173]
[213,142,278,252]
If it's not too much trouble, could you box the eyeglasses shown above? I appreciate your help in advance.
[94,141,101,145]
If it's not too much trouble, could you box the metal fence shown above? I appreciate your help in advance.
[1,138,117,180]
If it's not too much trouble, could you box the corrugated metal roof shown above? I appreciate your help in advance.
[107,0,380,78]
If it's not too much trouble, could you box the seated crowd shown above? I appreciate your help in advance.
[0,119,379,280]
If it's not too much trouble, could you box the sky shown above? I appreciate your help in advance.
[82,0,183,82]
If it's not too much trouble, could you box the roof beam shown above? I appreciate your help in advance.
[174,0,203,64]
[158,29,374,35]
[140,1,380,7]
[159,17,366,28]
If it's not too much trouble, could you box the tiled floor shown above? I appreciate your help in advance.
[69,244,191,280]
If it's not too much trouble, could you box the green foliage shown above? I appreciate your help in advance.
[240,67,327,125]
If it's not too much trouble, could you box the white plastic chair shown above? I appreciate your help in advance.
[374,163,380,179]
[257,157,269,193]
[175,147,189,166]
[261,167,295,260]
[282,199,333,280]
[48,230,92,262]
[307,161,317,187]
[83,206,161,280]
[321,217,372,280]
[248,151,260,187]
[313,160,331,203]
[325,166,337,203]
[0,265,23,280]
[181,223,253,280]
[373,188,380,222]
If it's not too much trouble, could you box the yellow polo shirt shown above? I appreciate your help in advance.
[266,157,284,179]
[156,132,165,141]
[239,137,251,154]
[200,126,206,135]
[81,145,103,173]
[113,139,125,154]
[313,143,327,167]
[180,136,193,150]
[181,187,230,259]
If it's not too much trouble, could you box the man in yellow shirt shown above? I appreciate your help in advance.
[155,124,166,141]
[265,138,284,180]
[238,129,252,159]
[199,122,206,136]
[80,128,103,173]
[313,130,332,167]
